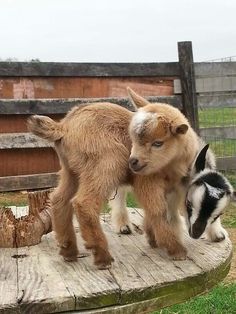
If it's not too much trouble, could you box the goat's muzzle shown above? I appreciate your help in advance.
[128,157,147,173]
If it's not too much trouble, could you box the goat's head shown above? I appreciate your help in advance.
[186,144,233,239]
[127,87,189,175]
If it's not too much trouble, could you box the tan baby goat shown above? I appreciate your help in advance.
[28,88,206,269]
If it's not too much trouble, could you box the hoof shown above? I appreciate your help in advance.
[94,251,114,270]
[120,225,132,234]
[97,262,113,270]
[78,252,90,258]
[168,246,187,261]
[64,255,78,262]
[212,232,226,242]
[59,242,79,262]
[148,239,158,248]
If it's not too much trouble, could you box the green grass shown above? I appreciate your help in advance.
[154,283,236,314]
[127,192,138,207]
[0,192,28,207]
[208,139,236,157]
[222,171,236,188]
[222,203,236,228]
[199,107,236,128]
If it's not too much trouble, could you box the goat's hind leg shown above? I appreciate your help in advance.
[109,186,132,234]
[72,177,114,269]
[50,169,79,261]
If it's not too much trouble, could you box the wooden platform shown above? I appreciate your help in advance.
[0,208,232,314]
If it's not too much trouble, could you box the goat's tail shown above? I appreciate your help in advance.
[27,115,64,142]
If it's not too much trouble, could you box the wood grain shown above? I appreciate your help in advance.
[0,173,58,192]
[0,62,179,77]
[178,41,199,133]
[0,208,232,313]
[0,95,181,115]
[0,209,232,314]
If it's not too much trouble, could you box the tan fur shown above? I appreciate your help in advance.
[28,89,200,268]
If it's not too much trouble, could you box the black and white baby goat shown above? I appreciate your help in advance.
[186,144,234,242]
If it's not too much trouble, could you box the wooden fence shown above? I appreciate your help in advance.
[0,41,235,192]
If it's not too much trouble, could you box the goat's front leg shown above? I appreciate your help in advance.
[109,186,132,234]
[166,187,187,244]
[134,177,187,260]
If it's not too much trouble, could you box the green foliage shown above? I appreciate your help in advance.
[155,283,236,314]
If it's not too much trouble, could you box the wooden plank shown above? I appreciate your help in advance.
[197,93,236,108]
[0,208,232,313]
[45,232,120,312]
[174,77,236,93]
[0,248,18,312]
[16,245,76,313]
[200,126,236,139]
[0,96,182,115]
[0,173,58,192]
[0,77,174,100]
[0,62,179,77]
[0,148,59,177]
[217,156,236,171]
[0,133,52,149]
[195,61,236,78]
[178,41,199,132]
[0,114,62,133]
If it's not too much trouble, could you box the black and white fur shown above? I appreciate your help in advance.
[186,144,234,242]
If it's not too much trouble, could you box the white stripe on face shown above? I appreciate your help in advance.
[130,109,157,135]
[188,184,205,226]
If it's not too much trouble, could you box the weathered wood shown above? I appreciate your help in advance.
[0,173,58,192]
[0,133,52,149]
[0,77,174,100]
[197,93,236,108]
[195,61,236,78]
[0,96,182,115]
[174,76,236,93]
[0,207,232,313]
[0,190,52,248]
[0,62,180,77]
[1,61,236,79]
[0,248,18,312]
[217,156,236,171]
[178,41,199,132]
[200,126,236,139]
[0,148,59,177]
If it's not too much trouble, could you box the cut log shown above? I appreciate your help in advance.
[0,189,53,248]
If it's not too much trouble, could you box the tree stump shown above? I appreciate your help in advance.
[0,189,52,248]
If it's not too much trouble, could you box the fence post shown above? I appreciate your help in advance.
[178,41,199,133]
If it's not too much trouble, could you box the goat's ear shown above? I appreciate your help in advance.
[127,87,150,110]
[171,123,189,135]
[232,191,236,202]
[195,144,209,173]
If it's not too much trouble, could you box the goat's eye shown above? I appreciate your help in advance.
[152,141,164,148]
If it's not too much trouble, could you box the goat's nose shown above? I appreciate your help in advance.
[129,157,139,168]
